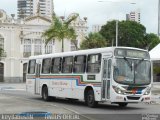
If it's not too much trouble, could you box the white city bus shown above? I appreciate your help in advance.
[26,47,152,107]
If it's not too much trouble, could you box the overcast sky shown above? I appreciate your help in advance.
[0,0,158,34]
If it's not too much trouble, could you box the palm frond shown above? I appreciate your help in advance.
[43,15,78,52]
[65,13,79,25]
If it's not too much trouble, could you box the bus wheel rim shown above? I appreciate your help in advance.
[88,95,94,104]
[43,90,47,99]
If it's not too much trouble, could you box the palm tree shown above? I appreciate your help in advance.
[43,14,78,52]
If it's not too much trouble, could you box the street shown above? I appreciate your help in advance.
[0,0,159,120]
[0,84,160,120]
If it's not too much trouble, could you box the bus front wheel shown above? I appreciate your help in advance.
[86,90,98,108]
[42,86,51,101]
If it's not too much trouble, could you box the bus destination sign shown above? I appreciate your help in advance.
[115,48,150,59]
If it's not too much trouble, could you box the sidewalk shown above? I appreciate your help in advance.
[151,84,160,104]
[0,83,26,91]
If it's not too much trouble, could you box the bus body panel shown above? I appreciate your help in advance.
[26,47,152,106]
[38,77,102,101]
[26,78,35,94]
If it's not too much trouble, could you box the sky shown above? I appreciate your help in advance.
[0,0,158,34]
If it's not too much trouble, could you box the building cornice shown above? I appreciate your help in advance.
[24,15,52,23]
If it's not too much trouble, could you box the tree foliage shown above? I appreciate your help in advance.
[143,33,160,50]
[99,20,160,50]
[80,32,107,50]
[43,14,78,52]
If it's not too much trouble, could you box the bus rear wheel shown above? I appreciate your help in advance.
[86,90,98,108]
[42,86,51,101]
[118,103,128,107]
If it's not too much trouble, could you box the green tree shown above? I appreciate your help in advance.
[43,14,78,52]
[80,32,107,49]
[99,20,146,48]
[143,33,160,50]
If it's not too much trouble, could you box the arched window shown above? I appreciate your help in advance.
[34,39,42,55]
[23,39,31,57]
[0,34,4,50]
[45,40,54,54]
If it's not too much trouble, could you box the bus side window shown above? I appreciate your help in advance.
[62,56,73,73]
[42,58,51,74]
[28,60,36,74]
[51,57,62,73]
[74,55,86,73]
[87,54,101,73]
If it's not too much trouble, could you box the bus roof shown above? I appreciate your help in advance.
[29,47,148,59]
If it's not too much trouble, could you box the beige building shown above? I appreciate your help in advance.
[126,9,141,23]
[92,24,102,33]
[0,10,88,83]
[17,0,54,19]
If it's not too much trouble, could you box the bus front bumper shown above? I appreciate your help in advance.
[110,94,151,103]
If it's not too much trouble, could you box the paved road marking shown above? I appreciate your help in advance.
[0,86,26,91]
[62,106,93,120]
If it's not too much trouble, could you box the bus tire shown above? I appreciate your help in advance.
[118,103,128,107]
[42,86,51,101]
[86,90,98,108]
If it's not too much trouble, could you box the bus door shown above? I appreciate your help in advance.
[35,63,41,94]
[102,57,112,101]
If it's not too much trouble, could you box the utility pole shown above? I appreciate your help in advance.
[116,20,118,47]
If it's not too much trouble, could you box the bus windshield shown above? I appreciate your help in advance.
[113,58,151,85]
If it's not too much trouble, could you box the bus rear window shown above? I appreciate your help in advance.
[28,60,36,74]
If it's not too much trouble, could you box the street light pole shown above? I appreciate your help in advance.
[116,20,118,47]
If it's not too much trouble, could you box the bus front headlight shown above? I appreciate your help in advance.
[112,86,126,95]
[144,87,151,95]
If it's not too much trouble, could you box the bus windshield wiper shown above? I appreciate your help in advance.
[123,57,133,71]
[133,58,144,84]
[134,59,144,70]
